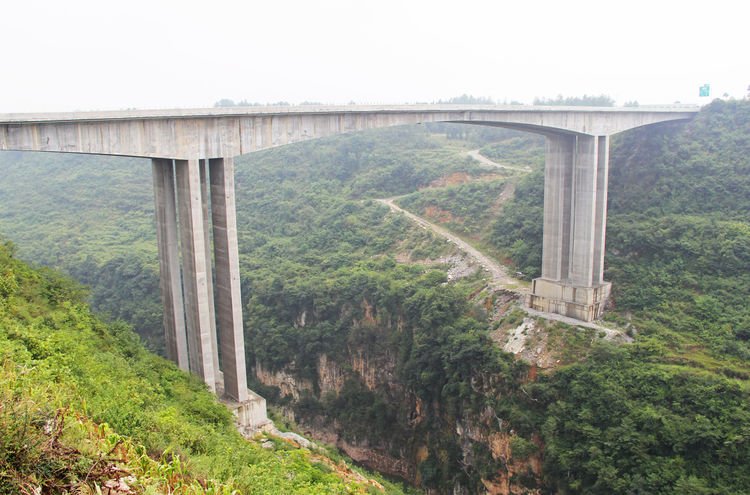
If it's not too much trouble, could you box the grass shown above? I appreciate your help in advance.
[0,242,410,494]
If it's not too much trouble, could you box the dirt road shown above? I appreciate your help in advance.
[380,197,626,332]
[377,197,524,290]
[377,149,528,290]
[378,150,624,332]
[467,149,532,172]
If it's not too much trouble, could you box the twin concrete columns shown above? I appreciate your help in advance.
[151,157,248,402]
[528,133,612,321]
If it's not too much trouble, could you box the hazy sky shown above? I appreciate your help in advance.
[1,0,747,112]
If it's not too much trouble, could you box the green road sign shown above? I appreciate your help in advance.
[699,84,710,97]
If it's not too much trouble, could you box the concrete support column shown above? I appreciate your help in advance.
[152,155,254,411]
[528,133,611,322]
[209,157,248,402]
[175,159,216,391]
[199,160,222,388]
[568,135,599,286]
[151,159,189,370]
[592,136,610,285]
[541,135,574,281]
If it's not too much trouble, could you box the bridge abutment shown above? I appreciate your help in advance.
[527,133,611,321]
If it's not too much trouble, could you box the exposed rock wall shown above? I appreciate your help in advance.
[255,361,313,401]
[253,297,543,493]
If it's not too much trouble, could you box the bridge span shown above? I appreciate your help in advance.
[0,104,698,413]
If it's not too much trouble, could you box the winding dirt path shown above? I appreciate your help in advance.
[380,196,622,332]
[467,149,532,172]
[379,149,622,333]
[377,148,528,291]
[377,196,521,289]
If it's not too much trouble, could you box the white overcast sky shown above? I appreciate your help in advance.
[1,0,747,112]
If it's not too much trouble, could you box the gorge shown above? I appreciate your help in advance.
[0,99,748,493]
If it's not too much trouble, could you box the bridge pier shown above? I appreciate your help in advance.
[527,134,611,322]
[151,159,189,370]
[208,157,248,402]
[199,160,222,388]
[151,157,248,402]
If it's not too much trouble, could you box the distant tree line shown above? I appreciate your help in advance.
[532,94,615,106]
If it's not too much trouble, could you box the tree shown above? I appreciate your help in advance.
[533,94,615,106]
[439,94,495,105]
[213,98,254,107]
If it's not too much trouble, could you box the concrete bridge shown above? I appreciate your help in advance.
[0,104,698,411]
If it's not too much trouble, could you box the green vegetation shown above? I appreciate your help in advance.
[0,241,408,493]
[478,132,544,169]
[489,168,545,276]
[0,152,164,351]
[533,94,616,106]
[397,179,508,237]
[530,343,750,494]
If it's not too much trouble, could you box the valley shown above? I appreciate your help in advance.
[0,100,749,494]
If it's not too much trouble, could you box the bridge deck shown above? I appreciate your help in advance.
[0,104,698,124]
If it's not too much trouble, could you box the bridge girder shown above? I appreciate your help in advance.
[0,105,697,160]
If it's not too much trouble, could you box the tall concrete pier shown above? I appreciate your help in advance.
[0,104,698,362]
[150,155,264,430]
[527,134,612,321]
[152,157,247,401]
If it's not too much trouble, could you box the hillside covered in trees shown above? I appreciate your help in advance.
[406,99,750,492]
[0,99,749,494]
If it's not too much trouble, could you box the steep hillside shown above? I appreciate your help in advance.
[0,241,410,494]
[0,152,162,351]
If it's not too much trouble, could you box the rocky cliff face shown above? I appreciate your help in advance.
[253,296,544,493]
[255,361,313,401]
[481,432,542,495]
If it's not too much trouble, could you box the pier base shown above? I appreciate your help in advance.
[222,390,272,437]
[527,278,611,322]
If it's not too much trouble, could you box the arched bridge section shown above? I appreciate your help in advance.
[1,105,695,159]
[0,105,698,406]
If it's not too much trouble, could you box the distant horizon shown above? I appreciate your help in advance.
[0,85,736,115]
